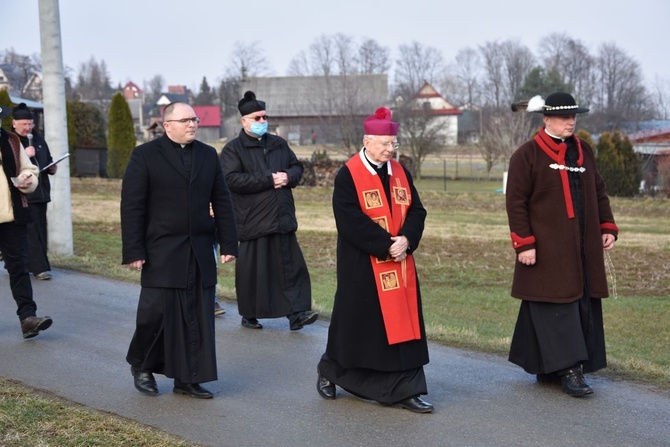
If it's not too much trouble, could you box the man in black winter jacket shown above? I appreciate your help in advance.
[10,103,56,280]
[220,91,318,331]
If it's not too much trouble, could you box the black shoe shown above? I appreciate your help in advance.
[317,370,336,400]
[290,311,319,331]
[131,366,158,395]
[173,381,213,399]
[561,368,594,397]
[536,372,561,384]
[393,396,434,414]
[21,316,53,339]
[241,317,263,329]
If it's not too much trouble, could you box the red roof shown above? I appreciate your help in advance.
[192,106,221,127]
[628,128,670,143]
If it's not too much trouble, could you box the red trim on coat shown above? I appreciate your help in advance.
[600,222,619,233]
[510,232,536,249]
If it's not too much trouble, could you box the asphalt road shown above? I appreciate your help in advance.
[1,269,669,447]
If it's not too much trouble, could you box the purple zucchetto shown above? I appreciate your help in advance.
[363,107,399,136]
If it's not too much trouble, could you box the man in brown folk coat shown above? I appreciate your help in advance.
[506,92,618,397]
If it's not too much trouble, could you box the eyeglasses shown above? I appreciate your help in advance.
[165,117,200,125]
[368,138,400,150]
[244,114,268,122]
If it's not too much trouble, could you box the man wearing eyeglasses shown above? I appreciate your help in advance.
[10,103,56,281]
[220,91,317,332]
[0,105,52,339]
[316,107,432,413]
[121,102,238,399]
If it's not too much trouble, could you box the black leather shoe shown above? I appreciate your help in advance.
[393,396,434,413]
[131,366,158,395]
[317,372,336,400]
[241,317,263,329]
[290,311,319,331]
[21,316,53,339]
[536,372,561,384]
[561,368,594,397]
[173,382,213,399]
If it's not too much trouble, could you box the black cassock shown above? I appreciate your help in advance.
[318,155,430,404]
[122,135,238,384]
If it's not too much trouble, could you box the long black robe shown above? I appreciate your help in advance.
[121,135,238,384]
[319,152,429,403]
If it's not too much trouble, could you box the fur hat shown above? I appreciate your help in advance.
[526,92,589,115]
[363,107,399,136]
[12,103,34,120]
[238,91,266,116]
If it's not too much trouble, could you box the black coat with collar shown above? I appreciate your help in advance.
[121,134,238,289]
[220,129,303,241]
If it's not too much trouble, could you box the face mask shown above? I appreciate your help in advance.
[250,121,268,137]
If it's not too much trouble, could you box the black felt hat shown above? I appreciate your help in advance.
[527,92,589,115]
[238,91,266,116]
[12,103,34,120]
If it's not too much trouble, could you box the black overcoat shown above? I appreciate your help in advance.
[325,162,429,372]
[121,135,238,288]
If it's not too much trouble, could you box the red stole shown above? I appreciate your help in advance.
[346,152,421,345]
[534,127,584,219]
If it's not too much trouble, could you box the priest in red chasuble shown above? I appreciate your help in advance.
[316,107,432,414]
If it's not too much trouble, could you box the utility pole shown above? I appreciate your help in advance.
[38,0,73,256]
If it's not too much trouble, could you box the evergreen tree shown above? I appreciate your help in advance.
[596,131,642,197]
[517,66,571,102]
[194,77,216,105]
[66,100,107,176]
[0,88,13,130]
[106,92,136,178]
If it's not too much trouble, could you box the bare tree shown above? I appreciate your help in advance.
[500,40,535,102]
[226,41,272,80]
[393,41,445,100]
[287,50,310,76]
[538,33,595,106]
[479,107,534,177]
[650,75,670,120]
[453,47,481,107]
[479,41,505,108]
[358,38,391,75]
[144,74,164,102]
[592,42,652,130]
[308,34,336,76]
[394,106,449,179]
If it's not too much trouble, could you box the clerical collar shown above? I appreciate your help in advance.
[545,129,565,142]
[363,149,385,168]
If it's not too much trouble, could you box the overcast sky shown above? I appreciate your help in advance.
[3,0,668,94]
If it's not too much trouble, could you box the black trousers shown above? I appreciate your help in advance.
[0,221,37,320]
[27,202,51,274]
